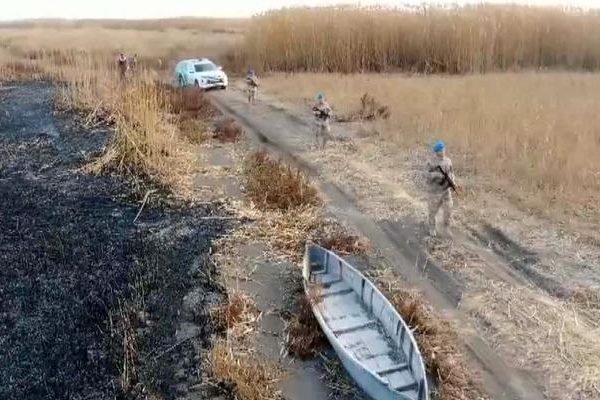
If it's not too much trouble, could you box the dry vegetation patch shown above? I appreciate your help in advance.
[317,228,370,256]
[210,340,284,400]
[283,293,328,359]
[65,78,202,196]
[0,60,47,81]
[465,281,600,399]
[212,290,260,341]
[337,93,391,123]
[571,286,600,321]
[237,5,600,74]
[163,85,218,145]
[260,72,600,214]
[243,150,321,211]
[214,117,243,143]
[162,85,217,118]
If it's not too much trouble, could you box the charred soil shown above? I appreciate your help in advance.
[0,83,231,400]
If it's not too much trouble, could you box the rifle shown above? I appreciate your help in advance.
[312,106,331,120]
[247,77,259,88]
[433,165,460,194]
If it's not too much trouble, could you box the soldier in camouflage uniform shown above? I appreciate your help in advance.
[117,53,128,80]
[246,69,259,104]
[130,54,138,74]
[427,140,456,238]
[312,93,332,149]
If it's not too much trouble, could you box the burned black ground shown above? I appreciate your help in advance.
[0,83,231,400]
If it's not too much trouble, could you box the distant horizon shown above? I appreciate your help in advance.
[0,16,250,23]
[1,1,598,21]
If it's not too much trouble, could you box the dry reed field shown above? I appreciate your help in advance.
[1,18,244,62]
[233,5,600,215]
[260,72,600,212]
[237,5,600,74]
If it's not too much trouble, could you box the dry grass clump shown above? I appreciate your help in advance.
[106,301,140,394]
[465,281,600,399]
[572,286,600,321]
[78,77,185,188]
[392,291,482,400]
[317,229,370,256]
[177,118,209,144]
[162,85,217,118]
[319,353,362,398]
[248,205,321,259]
[210,340,284,400]
[212,290,260,340]
[338,93,390,122]
[239,5,600,74]
[159,84,218,145]
[241,205,367,262]
[285,296,327,360]
[283,289,328,359]
[367,268,483,400]
[243,151,321,211]
[357,93,390,121]
[214,118,243,143]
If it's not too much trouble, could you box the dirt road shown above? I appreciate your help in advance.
[210,87,549,400]
[0,83,231,400]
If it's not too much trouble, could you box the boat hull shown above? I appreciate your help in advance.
[303,244,428,400]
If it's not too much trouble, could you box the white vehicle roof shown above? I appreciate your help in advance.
[181,58,214,64]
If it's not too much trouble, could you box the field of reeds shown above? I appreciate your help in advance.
[225,5,600,214]
[259,72,600,212]
[236,5,600,74]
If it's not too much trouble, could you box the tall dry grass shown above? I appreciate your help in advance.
[260,72,600,212]
[36,50,188,187]
[1,17,248,33]
[0,24,240,72]
[237,5,600,73]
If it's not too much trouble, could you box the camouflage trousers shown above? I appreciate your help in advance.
[247,86,258,104]
[427,191,453,236]
[313,119,331,149]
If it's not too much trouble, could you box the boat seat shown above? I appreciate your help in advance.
[392,381,418,393]
[317,281,353,298]
[359,352,407,371]
[376,363,409,376]
[316,273,343,287]
[397,388,419,399]
[310,261,326,275]
[332,319,377,336]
